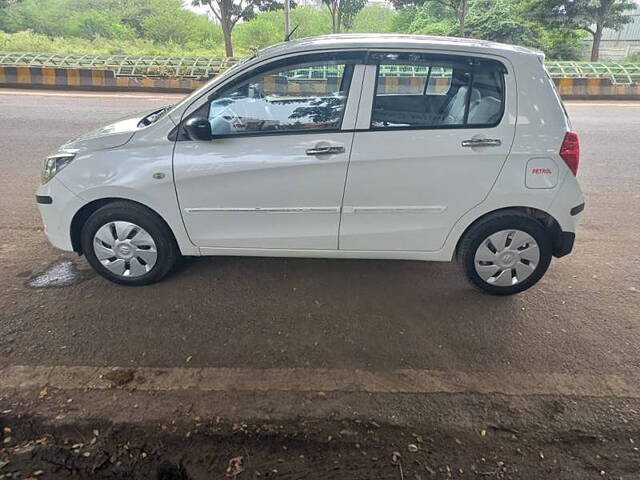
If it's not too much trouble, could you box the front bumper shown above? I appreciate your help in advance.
[36,178,86,251]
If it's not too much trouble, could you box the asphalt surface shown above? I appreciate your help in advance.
[0,90,638,373]
[0,90,639,478]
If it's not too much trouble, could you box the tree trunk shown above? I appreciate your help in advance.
[458,0,467,37]
[329,5,338,33]
[336,6,342,33]
[222,21,234,57]
[590,21,604,61]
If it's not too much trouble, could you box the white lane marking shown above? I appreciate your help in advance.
[0,89,182,100]
[2,365,640,398]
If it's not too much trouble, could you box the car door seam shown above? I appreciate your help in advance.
[337,64,368,250]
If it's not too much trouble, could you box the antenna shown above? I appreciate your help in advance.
[285,24,299,42]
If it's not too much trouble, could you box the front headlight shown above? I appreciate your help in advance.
[42,153,75,184]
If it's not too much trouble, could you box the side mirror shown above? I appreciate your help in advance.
[183,117,212,141]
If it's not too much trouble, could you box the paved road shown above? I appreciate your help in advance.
[0,89,639,478]
[1,89,638,373]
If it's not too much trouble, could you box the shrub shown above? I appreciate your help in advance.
[67,10,137,40]
[351,5,396,33]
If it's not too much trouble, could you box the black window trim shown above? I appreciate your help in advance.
[367,50,507,132]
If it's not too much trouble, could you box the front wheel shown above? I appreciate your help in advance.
[80,201,178,286]
[458,212,553,295]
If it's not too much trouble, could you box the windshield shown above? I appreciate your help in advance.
[167,54,258,121]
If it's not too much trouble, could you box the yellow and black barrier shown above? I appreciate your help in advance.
[1,65,640,99]
[553,77,640,99]
[0,66,207,92]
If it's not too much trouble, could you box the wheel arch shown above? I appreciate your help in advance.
[70,198,180,255]
[454,206,564,259]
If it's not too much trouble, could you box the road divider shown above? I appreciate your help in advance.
[1,65,640,98]
[0,66,206,92]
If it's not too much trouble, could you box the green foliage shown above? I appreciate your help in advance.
[142,0,222,46]
[67,10,137,40]
[0,0,18,11]
[0,29,227,56]
[0,0,72,35]
[321,0,366,33]
[289,5,333,37]
[535,26,586,60]
[404,3,456,35]
[464,0,585,59]
[340,0,367,30]
[466,0,533,43]
[522,0,635,59]
[350,5,397,33]
[523,0,635,34]
[233,10,283,50]
[0,0,617,60]
[232,6,333,51]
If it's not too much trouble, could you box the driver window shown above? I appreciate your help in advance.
[208,60,352,135]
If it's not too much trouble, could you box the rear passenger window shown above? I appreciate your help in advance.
[425,67,452,95]
[371,53,505,129]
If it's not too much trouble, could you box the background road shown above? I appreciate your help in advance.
[0,90,638,373]
[0,90,639,478]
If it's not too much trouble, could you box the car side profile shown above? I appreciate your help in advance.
[36,34,584,295]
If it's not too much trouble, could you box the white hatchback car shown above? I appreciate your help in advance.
[36,34,584,295]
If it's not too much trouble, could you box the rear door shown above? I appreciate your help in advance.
[339,51,517,252]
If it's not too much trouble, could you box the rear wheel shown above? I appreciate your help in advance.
[81,201,178,285]
[458,212,553,295]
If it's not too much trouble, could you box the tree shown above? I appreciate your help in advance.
[524,0,635,61]
[390,0,469,36]
[350,5,396,33]
[465,0,535,44]
[193,0,285,57]
[0,0,19,9]
[465,0,586,59]
[322,0,366,33]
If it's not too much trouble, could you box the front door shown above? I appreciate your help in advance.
[340,52,517,252]
[173,53,364,250]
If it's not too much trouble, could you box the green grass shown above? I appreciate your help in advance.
[0,30,231,57]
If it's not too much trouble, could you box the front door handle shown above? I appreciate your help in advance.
[306,146,345,156]
[461,138,502,147]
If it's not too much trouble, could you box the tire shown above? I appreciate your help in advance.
[80,201,179,286]
[457,211,553,295]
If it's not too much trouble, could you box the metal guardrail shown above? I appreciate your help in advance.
[0,52,238,77]
[545,61,640,84]
[1,52,640,84]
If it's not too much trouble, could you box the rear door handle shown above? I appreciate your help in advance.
[461,138,502,147]
[306,146,345,156]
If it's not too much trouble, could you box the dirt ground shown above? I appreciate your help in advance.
[2,415,639,479]
[2,385,640,479]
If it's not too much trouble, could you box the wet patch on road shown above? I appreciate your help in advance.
[25,259,95,289]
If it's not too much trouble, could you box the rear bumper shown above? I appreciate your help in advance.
[553,231,575,258]
[553,201,583,258]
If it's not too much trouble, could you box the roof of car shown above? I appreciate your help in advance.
[254,34,543,61]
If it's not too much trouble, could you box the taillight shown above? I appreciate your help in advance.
[559,131,580,176]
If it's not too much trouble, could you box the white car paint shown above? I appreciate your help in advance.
[37,34,584,268]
